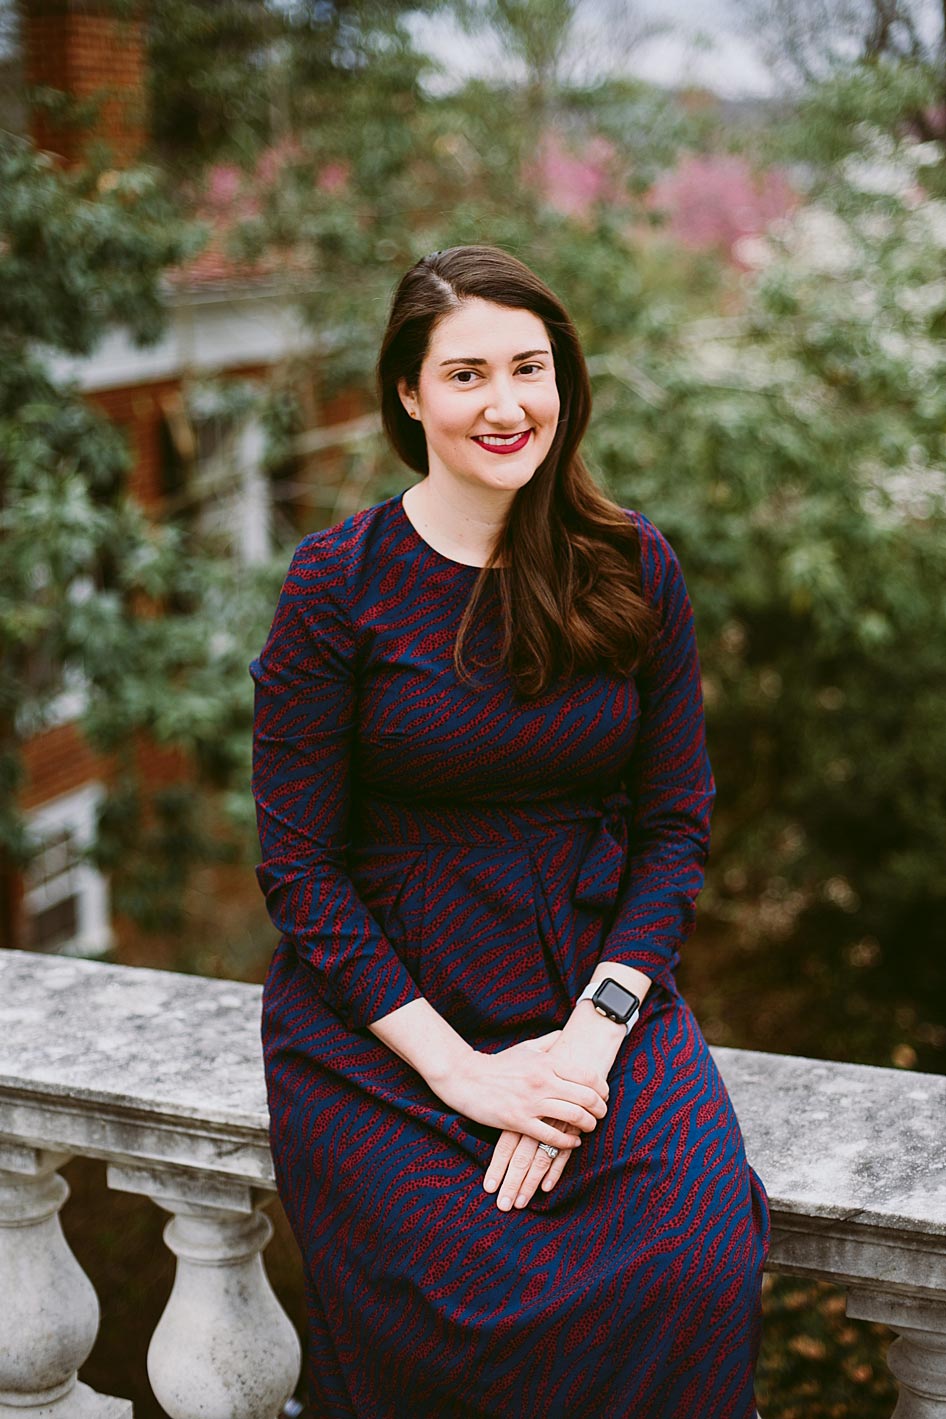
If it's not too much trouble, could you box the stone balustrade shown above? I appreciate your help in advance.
[0,948,943,1418]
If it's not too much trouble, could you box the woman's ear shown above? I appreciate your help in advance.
[397,377,419,421]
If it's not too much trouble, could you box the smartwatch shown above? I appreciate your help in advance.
[576,978,641,1036]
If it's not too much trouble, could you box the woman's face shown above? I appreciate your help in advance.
[398,298,561,497]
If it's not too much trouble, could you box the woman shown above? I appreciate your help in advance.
[250,244,770,1419]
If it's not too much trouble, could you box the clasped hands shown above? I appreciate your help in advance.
[433,1028,613,1214]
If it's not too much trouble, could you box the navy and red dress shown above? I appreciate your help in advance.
[250,491,770,1419]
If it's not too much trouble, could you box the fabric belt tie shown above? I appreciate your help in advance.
[352,788,633,913]
[573,788,632,910]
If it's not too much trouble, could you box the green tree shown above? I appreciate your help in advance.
[731,0,944,93]
[0,134,284,952]
[225,0,696,403]
[586,119,946,1071]
[147,0,279,164]
[147,0,450,170]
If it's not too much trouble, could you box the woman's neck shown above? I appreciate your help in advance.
[402,476,511,568]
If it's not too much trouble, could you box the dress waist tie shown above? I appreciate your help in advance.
[351,787,633,913]
[572,788,632,911]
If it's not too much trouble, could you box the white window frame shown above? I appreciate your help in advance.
[23,783,112,957]
[192,410,273,566]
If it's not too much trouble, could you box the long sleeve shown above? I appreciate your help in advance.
[598,512,716,992]
[249,530,424,1030]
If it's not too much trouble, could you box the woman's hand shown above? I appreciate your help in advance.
[482,1030,588,1211]
[428,1028,609,1155]
[482,993,638,1210]
[484,1117,581,1210]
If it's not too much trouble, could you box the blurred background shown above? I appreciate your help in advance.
[1,0,944,1414]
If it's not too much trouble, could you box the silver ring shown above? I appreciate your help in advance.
[537,1142,559,1160]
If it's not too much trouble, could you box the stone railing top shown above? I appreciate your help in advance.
[1,949,944,1239]
[717,1042,946,1241]
[0,949,271,1185]
[0,949,267,1130]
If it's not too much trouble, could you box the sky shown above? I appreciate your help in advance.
[408,0,779,100]
[410,0,946,99]
[621,0,777,97]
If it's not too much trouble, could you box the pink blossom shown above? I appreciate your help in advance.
[207,164,243,206]
[256,137,306,187]
[317,161,350,195]
[524,131,622,219]
[646,153,798,263]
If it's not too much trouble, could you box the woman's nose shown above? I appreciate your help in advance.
[484,379,525,425]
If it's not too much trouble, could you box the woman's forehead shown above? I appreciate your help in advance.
[426,299,550,364]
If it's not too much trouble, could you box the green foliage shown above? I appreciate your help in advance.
[0,143,200,351]
[787,58,941,170]
[147,0,449,169]
[147,0,278,165]
[232,38,694,396]
[748,49,946,200]
[585,129,946,1070]
[0,132,284,931]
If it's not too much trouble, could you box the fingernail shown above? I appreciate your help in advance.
[484,1179,497,1192]
[515,1194,527,1208]
[498,1196,512,1210]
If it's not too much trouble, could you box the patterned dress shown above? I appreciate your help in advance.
[250,491,771,1419]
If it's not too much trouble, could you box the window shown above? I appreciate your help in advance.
[159,385,273,564]
[23,785,112,957]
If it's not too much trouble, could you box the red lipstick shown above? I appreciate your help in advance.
[471,429,533,456]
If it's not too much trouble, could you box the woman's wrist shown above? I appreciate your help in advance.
[555,962,653,1073]
[368,995,475,1092]
[555,1003,626,1075]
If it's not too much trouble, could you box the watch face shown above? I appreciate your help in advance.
[593,978,640,1024]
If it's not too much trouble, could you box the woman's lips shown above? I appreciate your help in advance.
[471,429,533,455]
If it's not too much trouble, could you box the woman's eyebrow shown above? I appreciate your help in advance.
[438,348,551,367]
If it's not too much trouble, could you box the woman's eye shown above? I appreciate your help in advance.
[450,364,545,383]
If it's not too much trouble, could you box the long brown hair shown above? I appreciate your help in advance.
[377,245,658,698]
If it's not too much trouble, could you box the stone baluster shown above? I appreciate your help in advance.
[107,1163,301,1419]
[847,1289,946,1419]
[0,1142,131,1418]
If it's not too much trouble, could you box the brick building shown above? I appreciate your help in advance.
[9,1,337,960]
